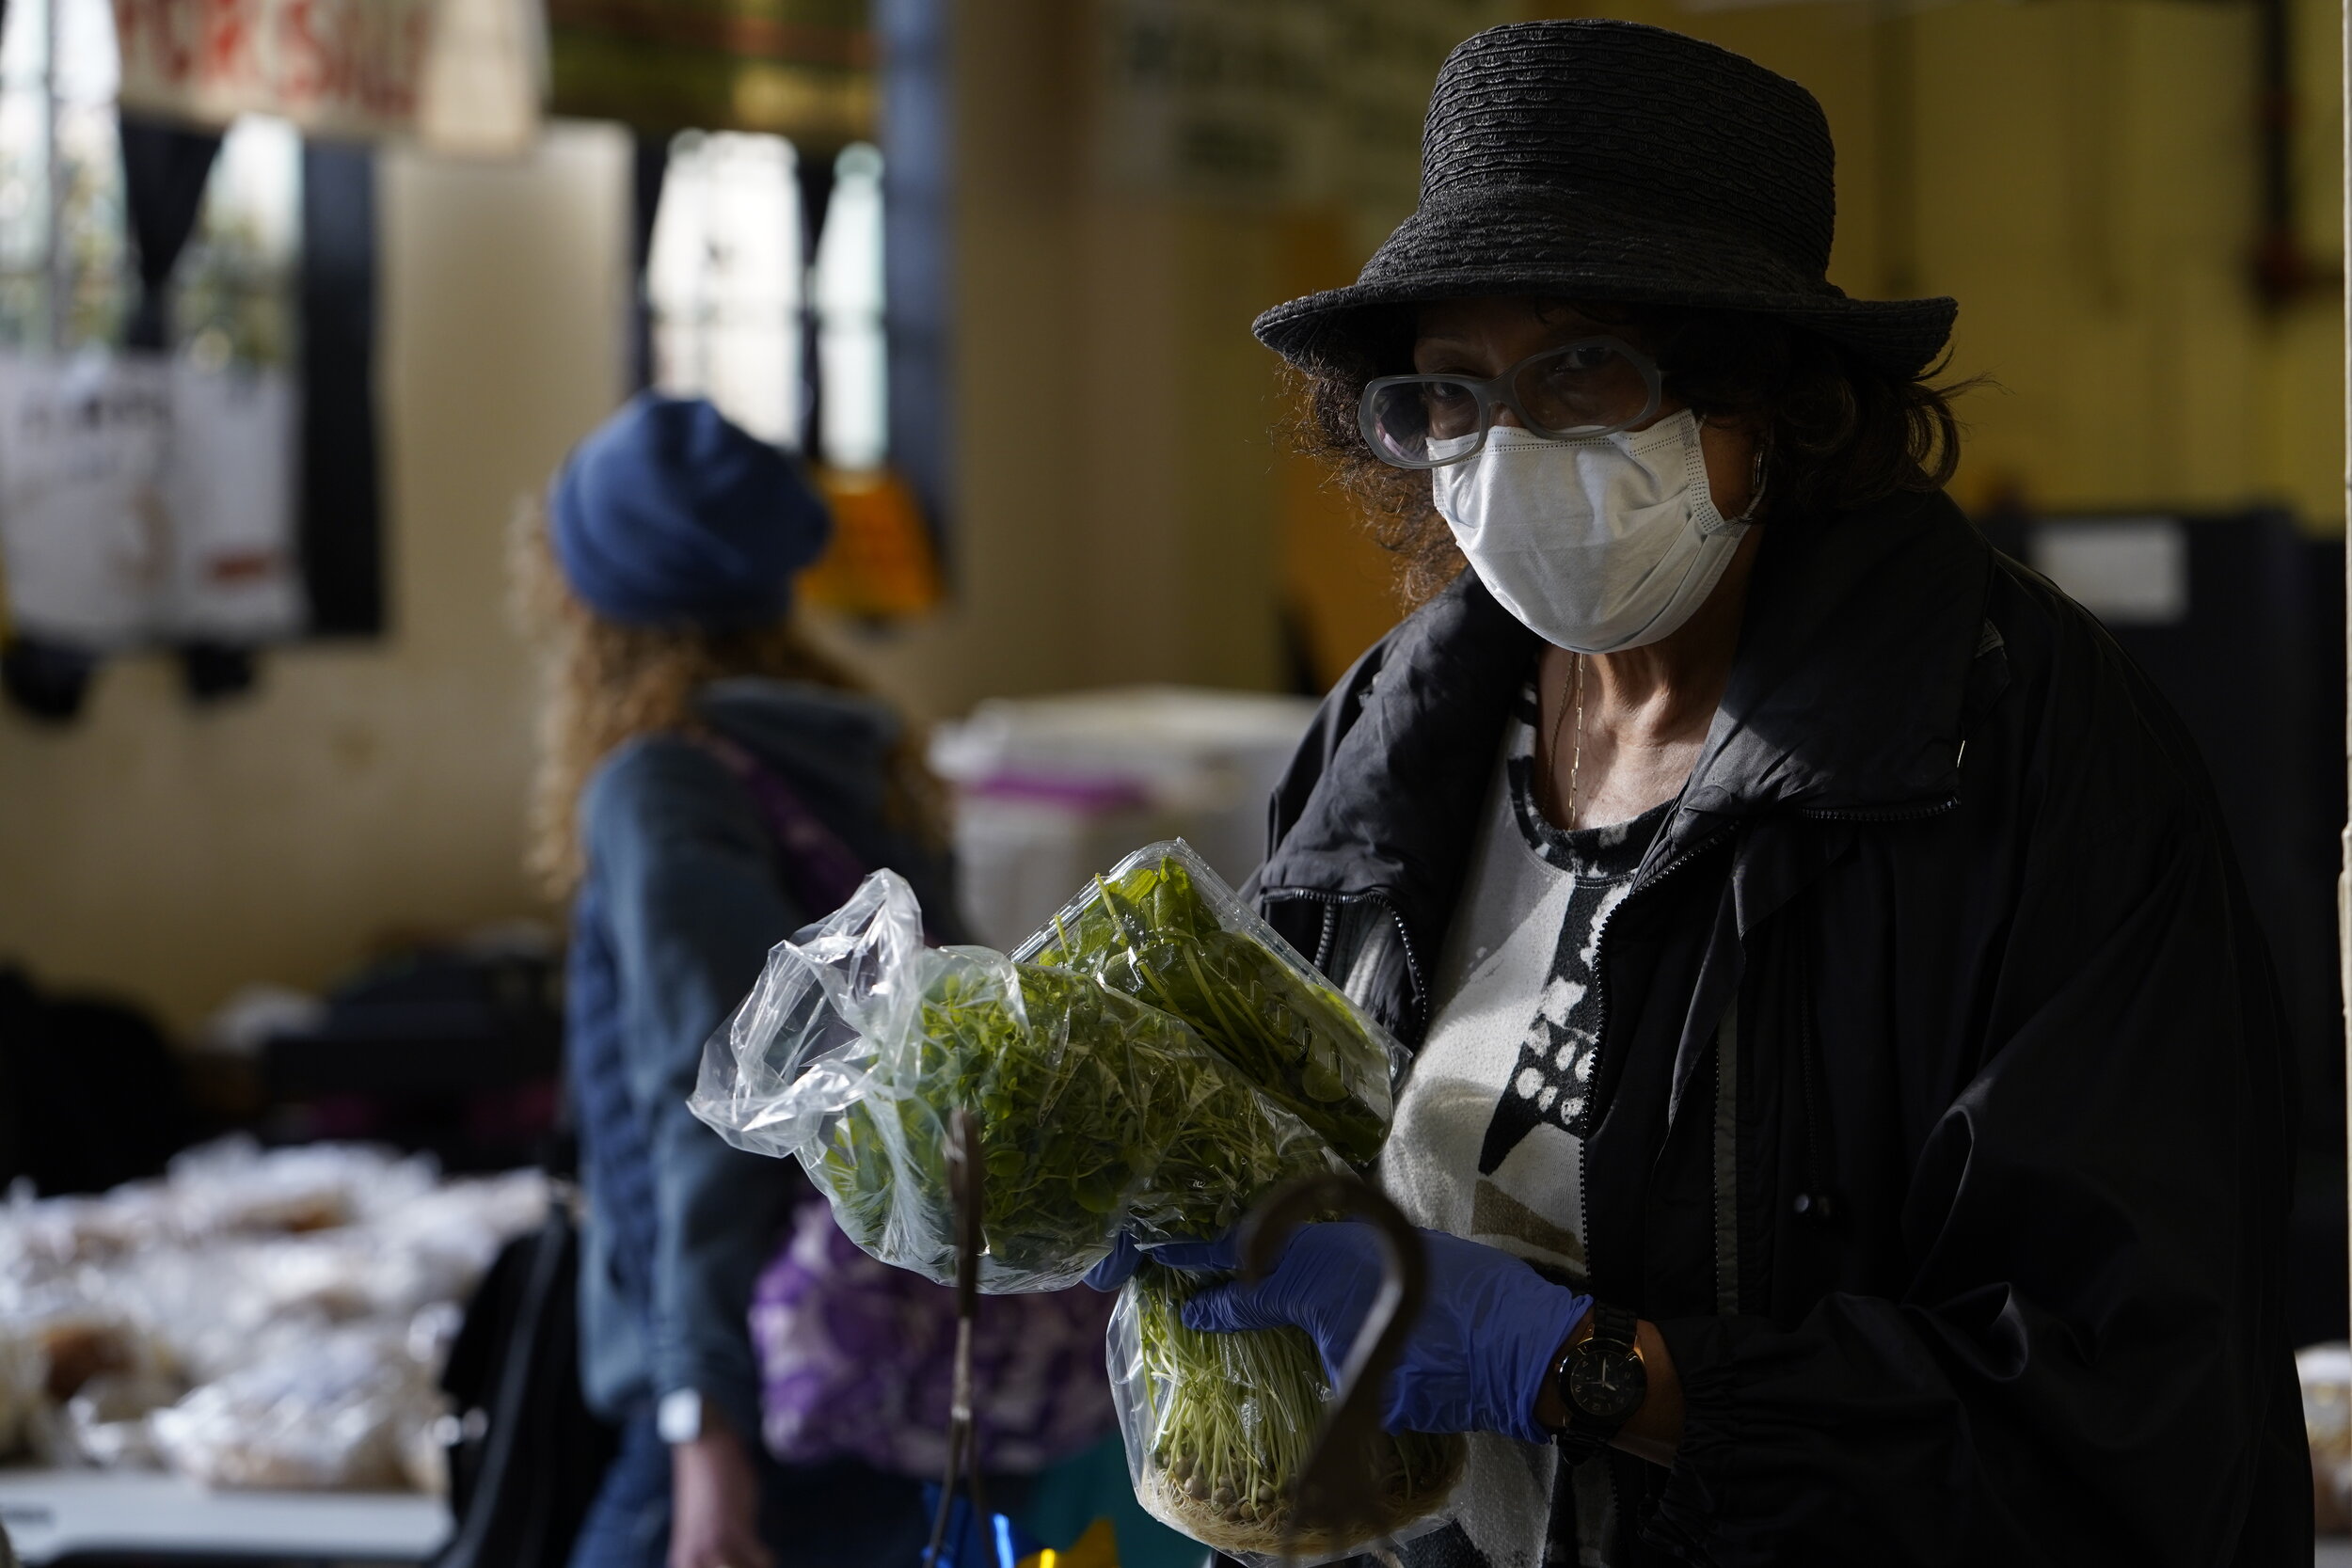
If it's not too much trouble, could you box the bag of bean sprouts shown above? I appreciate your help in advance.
[1015,840,1405,1167]
[689,863,1463,1561]
[690,867,1341,1291]
[1108,1262,1464,1563]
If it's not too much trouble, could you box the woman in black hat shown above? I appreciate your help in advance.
[1122,18,2308,1566]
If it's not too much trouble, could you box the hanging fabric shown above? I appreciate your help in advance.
[1,638,100,723]
[627,135,669,391]
[119,116,261,704]
[298,140,385,638]
[119,119,223,353]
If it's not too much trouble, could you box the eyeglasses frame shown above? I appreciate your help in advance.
[1357,335,1665,470]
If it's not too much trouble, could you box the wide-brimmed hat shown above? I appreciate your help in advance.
[1253,20,1956,379]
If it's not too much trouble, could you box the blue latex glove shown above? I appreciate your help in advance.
[1082,1232,1146,1292]
[1158,1224,1592,1445]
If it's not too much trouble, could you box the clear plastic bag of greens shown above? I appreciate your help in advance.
[1107,1261,1464,1565]
[691,869,1343,1292]
[1015,840,1406,1166]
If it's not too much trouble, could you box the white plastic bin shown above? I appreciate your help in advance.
[930,687,1319,950]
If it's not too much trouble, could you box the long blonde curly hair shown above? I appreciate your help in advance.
[515,502,945,902]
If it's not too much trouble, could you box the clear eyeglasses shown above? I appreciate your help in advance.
[1357,336,1664,469]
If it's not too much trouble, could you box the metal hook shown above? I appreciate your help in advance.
[925,1107,993,1566]
[1235,1172,1427,1557]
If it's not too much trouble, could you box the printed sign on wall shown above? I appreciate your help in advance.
[1098,0,1511,226]
[113,0,539,152]
[114,0,437,136]
[0,353,302,648]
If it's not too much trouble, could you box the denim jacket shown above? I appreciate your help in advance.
[567,677,958,1446]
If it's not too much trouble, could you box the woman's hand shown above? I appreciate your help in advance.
[1082,1232,1146,1291]
[668,1421,773,1568]
[1158,1224,1590,1445]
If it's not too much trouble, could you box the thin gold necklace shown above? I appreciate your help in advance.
[1548,653,1585,829]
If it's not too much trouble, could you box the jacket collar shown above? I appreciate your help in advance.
[1257,569,1535,945]
[1258,488,1993,938]
[1677,487,1989,827]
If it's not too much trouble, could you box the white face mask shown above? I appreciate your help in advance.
[1430,410,1753,655]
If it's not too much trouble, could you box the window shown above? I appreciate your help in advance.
[812,141,885,470]
[645,132,889,470]
[0,0,310,661]
[0,0,129,351]
[174,115,302,372]
[646,131,801,447]
[0,0,296,361]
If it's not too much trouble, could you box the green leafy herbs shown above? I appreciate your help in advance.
[1124,1263,1464,1555]
[787,853,1450,1558]
[812,957,1336,1290]
[1025,848,1394,1165]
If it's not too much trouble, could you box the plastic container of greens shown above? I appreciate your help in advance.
[1015,840,1406,1166]
[689,868,1342,1292]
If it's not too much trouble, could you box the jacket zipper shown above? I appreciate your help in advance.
[1797,795,1959,824]
[1260,887,1432,1037]
[1577,823,1739,1145]
[1573,822,1735,1560]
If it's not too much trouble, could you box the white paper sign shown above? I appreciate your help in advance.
[162,360,301,641]
[0,355,172,646]
[0,352,302,648]
[1097,0,1512,218]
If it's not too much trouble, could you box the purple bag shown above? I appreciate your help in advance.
[752,1200,1116,1476]
[696,729,1117,1476]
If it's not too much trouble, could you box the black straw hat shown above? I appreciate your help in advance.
[1253,20,1956,379]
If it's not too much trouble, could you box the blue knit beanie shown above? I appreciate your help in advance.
[549,394,832,631]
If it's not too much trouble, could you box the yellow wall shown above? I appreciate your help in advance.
[0,124,632,1030]
[809,0,1295,714]
[1899,0,2342,523]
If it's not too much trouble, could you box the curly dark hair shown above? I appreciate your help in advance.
[1289,300,1971,607]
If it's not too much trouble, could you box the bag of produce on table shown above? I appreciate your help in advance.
[689,852,1463,1564]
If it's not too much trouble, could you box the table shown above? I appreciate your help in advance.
[0,1470,450,1565]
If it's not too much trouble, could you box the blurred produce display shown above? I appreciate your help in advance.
[0,1138,546,1492]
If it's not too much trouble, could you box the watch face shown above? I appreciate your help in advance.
[1567,1344,1648,1421]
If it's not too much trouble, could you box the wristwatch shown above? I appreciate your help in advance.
[1551,1302,1646,1464]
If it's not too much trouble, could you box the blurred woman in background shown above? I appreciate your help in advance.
[522,394,956,1568]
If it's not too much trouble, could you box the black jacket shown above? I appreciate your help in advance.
[1251,490,2309,1565]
